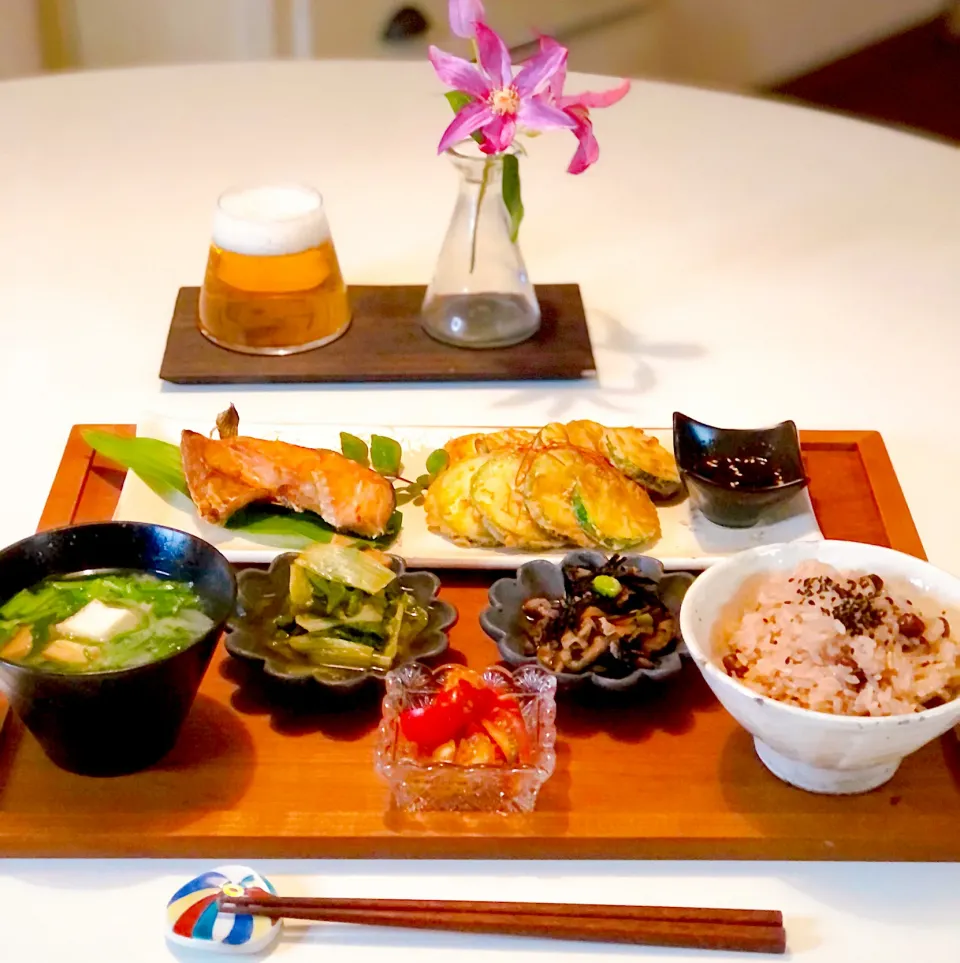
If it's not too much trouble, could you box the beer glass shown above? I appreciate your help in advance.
[198,184,351,355]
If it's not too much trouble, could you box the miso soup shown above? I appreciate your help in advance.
[0,570,214,673]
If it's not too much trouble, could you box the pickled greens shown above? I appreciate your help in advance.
[260,544,429,673]
[296,542,395,595]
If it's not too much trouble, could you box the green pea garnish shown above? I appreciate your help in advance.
[592,575,622,598]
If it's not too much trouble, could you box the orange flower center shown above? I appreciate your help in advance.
[489,85,520,117]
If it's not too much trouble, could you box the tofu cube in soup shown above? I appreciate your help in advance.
[56,600,139,642]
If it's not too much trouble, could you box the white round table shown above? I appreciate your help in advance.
[2,61,960,961]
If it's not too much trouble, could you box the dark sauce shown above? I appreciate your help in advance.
[692,454,785,490]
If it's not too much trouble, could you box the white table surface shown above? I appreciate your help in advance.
[1,60,959,960]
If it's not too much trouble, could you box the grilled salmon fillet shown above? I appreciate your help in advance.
[180,430,396,538]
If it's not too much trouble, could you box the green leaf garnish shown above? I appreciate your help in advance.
[502,153,524,243]
[445,91,485,145]
[375,510,404,548]
[339,432,370,467]
[224,505,336,543]
[392,448,451,503]
[82,431,188,498]
[394,486,419,507]
[426,448,449,476]
[370,435,402,476]
[445,90,474,113]
[226,506,401,550]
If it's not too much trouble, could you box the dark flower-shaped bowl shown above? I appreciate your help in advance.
[673,412,808,528]
[479,550,695,694]
[225,553,457,696]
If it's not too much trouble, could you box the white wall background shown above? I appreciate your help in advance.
[59,0,661,78]
[0,0,43,78]
[661,0,947,87]
[0,0,950,85]
[67,0,276,65]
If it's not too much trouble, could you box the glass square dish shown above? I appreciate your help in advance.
[374,662,557,813]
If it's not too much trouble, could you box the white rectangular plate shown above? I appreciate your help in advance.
[113,417,823,569]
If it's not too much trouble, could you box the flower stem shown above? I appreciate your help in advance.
[469,157,491,274]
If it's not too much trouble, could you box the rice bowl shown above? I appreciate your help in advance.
[716,561,960,717]
[680,541,960,794]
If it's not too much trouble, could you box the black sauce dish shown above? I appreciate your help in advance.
[672,412,808,528]
[0,522,236,776]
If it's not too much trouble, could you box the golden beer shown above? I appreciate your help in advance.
[198,185,350,355]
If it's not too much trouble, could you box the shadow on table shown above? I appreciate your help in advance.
[0,695,254,811]
[156,306,709,441]
[489,309,706,421]
[716,726,960,924]
[555,659,718,744]
[275,918,806,960]
[0,694,256,855]
[776,733,960,927]
[218,655,383,741]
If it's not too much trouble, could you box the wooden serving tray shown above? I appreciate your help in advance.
[1,426,953,862]
[159,285,597,384]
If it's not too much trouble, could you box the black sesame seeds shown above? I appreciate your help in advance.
[797,573,887,636]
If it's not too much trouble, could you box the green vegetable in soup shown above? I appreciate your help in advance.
[0,571,213,673]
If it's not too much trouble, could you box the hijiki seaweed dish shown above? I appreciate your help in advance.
[521,556,680,676]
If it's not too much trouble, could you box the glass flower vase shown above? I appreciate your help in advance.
[421,144,541,349]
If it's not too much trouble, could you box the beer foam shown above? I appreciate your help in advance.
[212,185,331,256]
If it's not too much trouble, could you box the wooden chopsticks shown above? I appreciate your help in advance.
[219,891,786,955]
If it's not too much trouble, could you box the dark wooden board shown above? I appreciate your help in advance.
[159,285,597,385]
[0,426,950,861]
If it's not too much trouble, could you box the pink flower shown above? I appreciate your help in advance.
[538,37,630,174]
[448,0,485,39]
[429,24,575,155]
